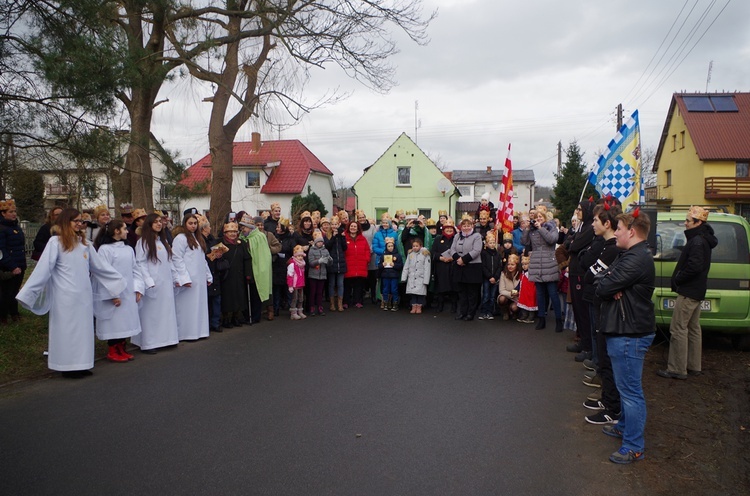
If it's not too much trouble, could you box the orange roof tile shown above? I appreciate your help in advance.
[180,139,333,194]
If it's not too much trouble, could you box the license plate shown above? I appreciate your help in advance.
[662,298,712,311]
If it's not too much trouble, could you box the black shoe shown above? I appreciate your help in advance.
[566,342,582,353]
[574,350,592,363]
[61,370,93,379]
[210,327,223,333]
[233,318,244,327]
[555,318,564,332]
[463,315,474,321]
[437,300,444,313]
[585,410,621,425]
[140,349,157,355]
[534,317,546,330]
[455,314,466,320]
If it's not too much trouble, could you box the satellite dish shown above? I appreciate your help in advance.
[437,178,452,196]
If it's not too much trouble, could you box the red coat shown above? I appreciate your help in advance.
[344,233,371,278]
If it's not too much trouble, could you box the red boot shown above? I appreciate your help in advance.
[107,345,128,362]
[117,342,134,361]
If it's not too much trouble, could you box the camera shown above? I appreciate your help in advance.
[530,219,537,229]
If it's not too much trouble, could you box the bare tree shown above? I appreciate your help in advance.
[166,0,435,231]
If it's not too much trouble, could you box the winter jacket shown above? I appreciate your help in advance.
[582,236,622,304]
[481,247,503,282]
[344,232,370,278]
[521,220,559,283]
[0,217,26,271]
[372,226,397,264]
[596,240,655,336]
[565,199,595,276]
[499,271,520,299]
[287,259,306,289]
[307,244,331,280]
[431,234,455,294]
[401,250,431,295]
[512,227,524,254]
[446,231,483,284]
[474,222,494,239]
[359,221,378,270]
[378,248,403,279]
[325,232,348,274]
[671,222,718,301]
[204,234,222,297]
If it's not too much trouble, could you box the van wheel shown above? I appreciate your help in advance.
[731,334,750,352]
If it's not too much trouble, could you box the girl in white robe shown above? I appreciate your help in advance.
[171,213,213,341]
[16,209,126,378]
[131,213,179,354]
[93,220,143,362]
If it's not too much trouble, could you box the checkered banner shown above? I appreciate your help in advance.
[589,110,643,207]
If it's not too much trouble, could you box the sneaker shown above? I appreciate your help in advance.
[583,375,602,388]
[602,425,623,439]
[582,358,596,371]
[583,399,606,411]
[486,314,495,320]
[586,410,621,425]
[609,447,644,464]
[583,370,596,380]
[477,314,486,320]
[566,342,582,353]
[656,369,688,380]
[587,389,602,402]
[574,350,592,362]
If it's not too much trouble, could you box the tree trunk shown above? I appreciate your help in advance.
[125,90,155,212]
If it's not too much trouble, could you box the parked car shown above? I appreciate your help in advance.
[652,211,750,350]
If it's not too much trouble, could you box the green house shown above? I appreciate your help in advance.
[353,133,459,221]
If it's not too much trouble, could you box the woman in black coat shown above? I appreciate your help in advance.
[272,220,294,315]
[325,217,348,311]
[0,200,26,324]
[32,206,63,261]
[431,219,458,313]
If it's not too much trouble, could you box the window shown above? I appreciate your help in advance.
[458,185,471,197]
[665,170,672,187]
[474,184,486,201]
[737,162,749,178]
[680,131,686,149]
[246,171,260,188]
[160,184,173,200]
[418,209,431,219]
[672,135,677,152]
[397,167,411,186]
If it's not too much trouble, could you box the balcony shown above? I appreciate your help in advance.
[45,184,70,198]
[704,177,750,200]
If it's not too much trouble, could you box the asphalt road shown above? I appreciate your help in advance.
[0,306,639,496]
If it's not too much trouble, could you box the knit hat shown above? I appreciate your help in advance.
[481,192,490,201]
[689,205,709,222]
[293,244,305,256]
[502,231,513,242]
[253,216,264,225]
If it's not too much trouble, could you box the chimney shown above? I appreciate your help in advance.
[251,132,261,153]
[486,166,492,174]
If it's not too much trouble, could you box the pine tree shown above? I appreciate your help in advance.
[551,141,597,226]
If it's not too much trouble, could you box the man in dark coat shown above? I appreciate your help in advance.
[658,206,718,380]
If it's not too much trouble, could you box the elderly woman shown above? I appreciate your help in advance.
[521,205,563,330]
[446,216,483,321]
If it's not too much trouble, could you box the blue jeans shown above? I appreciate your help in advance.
[606,333,655,453]
[328,272,345,298]
[481,280,499,315]
[535,281,561,319]
[381,278,399,301]
[208,294,221,329]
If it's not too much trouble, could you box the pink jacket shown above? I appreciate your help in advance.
[286,259,306,289]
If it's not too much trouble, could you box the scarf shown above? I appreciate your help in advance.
[241,229,272,300]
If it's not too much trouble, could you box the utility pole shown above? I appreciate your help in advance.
[414,100,421,144]
[557,141,562,176]
[616,103,623,130]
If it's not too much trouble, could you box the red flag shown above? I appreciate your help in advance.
[497,144,515,233]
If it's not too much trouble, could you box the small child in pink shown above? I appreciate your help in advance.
[287,245,307,320]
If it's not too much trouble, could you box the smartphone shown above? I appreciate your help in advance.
[228,212,236,221]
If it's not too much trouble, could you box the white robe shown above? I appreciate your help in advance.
[131,238,179,350]
[16,236,126,371]
[93,241,143,340]
[171,233,213,340]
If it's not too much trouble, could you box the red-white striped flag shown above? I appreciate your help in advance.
[497,144,514,233]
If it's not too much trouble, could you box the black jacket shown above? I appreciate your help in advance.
[0,218,26,271]
[596,241,655,336]
[581,236,622,304]
[565,199,595,276]
[671,223,718,301]
[378,248,403,279]
[481,247,503,282]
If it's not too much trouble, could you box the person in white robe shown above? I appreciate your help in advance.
[92,220,143,362]
[171,213,213,341]
[131,213,179,353]
[16,209,126,378]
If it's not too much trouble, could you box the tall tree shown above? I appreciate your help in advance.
[166,0,435,232]
[551,141,596,224]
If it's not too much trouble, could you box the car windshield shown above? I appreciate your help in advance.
[655,220,746,263]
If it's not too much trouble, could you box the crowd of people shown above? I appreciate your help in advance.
[0,193,717,465]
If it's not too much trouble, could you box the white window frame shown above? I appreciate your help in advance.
[396,167,411,187]
[246,171,261,188]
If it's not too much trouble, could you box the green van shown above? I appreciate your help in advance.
[652,211,750,350]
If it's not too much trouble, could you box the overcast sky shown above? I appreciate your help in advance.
[151,0,750,188]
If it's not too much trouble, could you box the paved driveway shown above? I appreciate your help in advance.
[0,307,639,495]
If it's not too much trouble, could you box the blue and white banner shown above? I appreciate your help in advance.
[589,110,642,207]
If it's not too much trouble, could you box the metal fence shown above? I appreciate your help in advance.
[19,221,42,259]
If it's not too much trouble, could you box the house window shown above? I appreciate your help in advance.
[397,167,411,186]
[737,162,749,178]
[671,135,677,152]
[458,185,471,197]
[665,170,672,187]
[418,209,431,219]
[160,184,173,200]
[246,171,260,188]
[474,184,486,201]
[680,131,686,149]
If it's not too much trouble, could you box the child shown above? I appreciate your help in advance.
[556,245,576,333]
[378,237,403,311]
[479,231,502,320]
[307,230,331,316]
[287,245,307,320]
[500,231,518,265]
[497,253,521,320]
[93,220,143,362]
[401,238,431,314]
[516,255,537,324]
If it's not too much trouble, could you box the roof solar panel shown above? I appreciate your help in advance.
[683,96,713,112]
[710,95,738,112]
